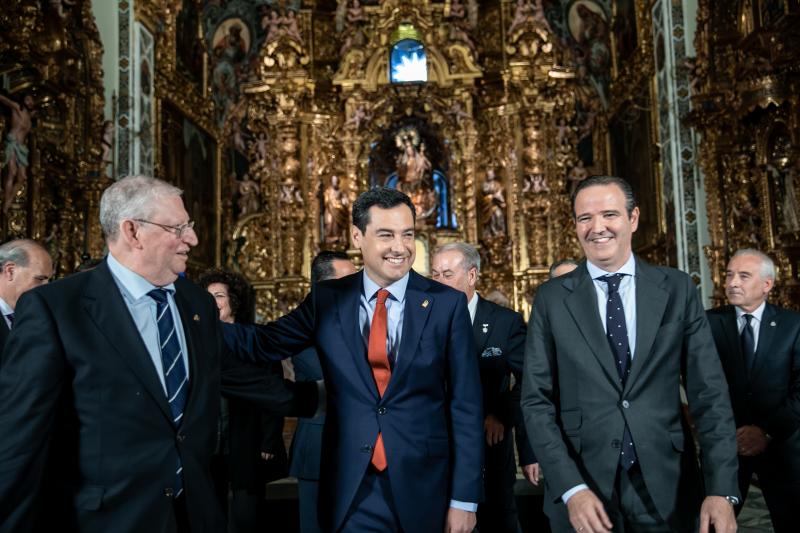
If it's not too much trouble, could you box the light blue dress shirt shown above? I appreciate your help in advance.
[358,270,477,513]
[563,254,637,504]
[106,253,190,394]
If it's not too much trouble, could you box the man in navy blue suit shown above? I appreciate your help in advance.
[224,187,483,533]
[289,250,356,533]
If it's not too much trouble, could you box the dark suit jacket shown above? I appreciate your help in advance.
[289,346,325,481]
[521,258,738,525]
[224,270,484,532]
[707,304,800,473]
[0,260,315,533]
[0,319,8,352]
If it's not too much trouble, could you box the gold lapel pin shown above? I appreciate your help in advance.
[482,323,489,333]
[421,299,429,308]
[193,314,200,322]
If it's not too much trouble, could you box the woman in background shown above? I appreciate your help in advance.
[198,269,288,533]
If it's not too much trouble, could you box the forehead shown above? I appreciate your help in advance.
[727,255,763,273]
[207,282,229,292]
[574,184,626,211]
[433,249,464,268]
[152,195,189,220]
[365,204,414,229]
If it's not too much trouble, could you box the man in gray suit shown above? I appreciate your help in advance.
[289,251,356,533]
[522,175,739,532]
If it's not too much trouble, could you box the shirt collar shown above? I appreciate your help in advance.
[735,301,766,322]
[106,252,176,302]
[467,292,479,323]
[362,270,409,303]
[587,253,637,280]
[0,297,12,316]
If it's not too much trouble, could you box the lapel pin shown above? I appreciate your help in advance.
[421,299,429,308]
[193,314,200,322]
[770,321,776,327]
[482,323,489,333]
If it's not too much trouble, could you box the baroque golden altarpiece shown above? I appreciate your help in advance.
[1,0,799,319]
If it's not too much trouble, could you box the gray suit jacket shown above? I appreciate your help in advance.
[521,258,738,525]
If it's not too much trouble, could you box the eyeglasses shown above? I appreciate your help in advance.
[134,219,196,238]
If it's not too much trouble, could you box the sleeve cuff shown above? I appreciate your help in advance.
[449,500,478,512]
[562,484,589,504]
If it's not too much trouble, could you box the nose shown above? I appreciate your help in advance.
[588,215,605,234]
[390,235,405,253]
[183,226,199,246]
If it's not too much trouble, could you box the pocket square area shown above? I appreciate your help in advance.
[481,347,502,358]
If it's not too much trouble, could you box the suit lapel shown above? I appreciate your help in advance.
[472,296,493,354]
[626,258,668,393]
[83,261,173,424]
[751,303,778,378]
[564,264,621,390]
[385,271,432,398]
[173,281,204,420]
[337,274,377,399]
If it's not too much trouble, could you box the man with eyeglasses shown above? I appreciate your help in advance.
[0,175,318,533]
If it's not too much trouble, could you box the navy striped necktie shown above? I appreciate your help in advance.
[148,288,188,497]
[599,274,637,470]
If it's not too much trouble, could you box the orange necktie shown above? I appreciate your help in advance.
[368,289,391,471]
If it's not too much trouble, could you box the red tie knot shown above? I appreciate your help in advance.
[376,289,390,306]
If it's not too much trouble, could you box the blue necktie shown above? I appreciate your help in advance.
[600,274,637,470]
[741,314,756,375]
[6,313,13,328]
[148,288,188,497]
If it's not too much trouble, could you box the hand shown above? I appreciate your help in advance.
[736,425,768,456]
[566,489,612,533]
[444,508,476,533]
[522,463,540,486]
[699,495,737,533]
[483,414,505,446]
[260,452,275,461]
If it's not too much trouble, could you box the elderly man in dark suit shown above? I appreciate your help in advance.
[522,175,739,533]
[0,176,316,533]
[707,249,800,533]
[289,250,356,533]
[224,187,483,533]
[431,241,533,533]
[0,238,53,349]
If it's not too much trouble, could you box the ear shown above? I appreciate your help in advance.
[629,206,640,233]
[119,220,144,249]
[351,225,363,249]
[467,267,478,288]
[764,276,775,294]
[1,262,15,281]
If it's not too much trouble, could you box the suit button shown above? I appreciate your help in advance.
[621,400,630,409]
[377,407,387,415]
[177,434,186,443]
[164,488,174,497]
[360,445,372,453]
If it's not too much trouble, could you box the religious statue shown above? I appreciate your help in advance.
[0,93,35,213]
[237,174,261,217]
[337,0,367,56]
[482,169,507,238]
[446,0,478,53]
[279,176,304,206]
[211,23,247,123]
[281,10,303,44]
[567,160,589,195]
[392,129,438,225]
[323,175,350,246]
[263,9,282,44]
[344,104,370,131]
[253,132,269,161]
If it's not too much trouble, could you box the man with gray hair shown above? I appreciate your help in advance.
[0,175,317,533]
[0,239,52,349]
[431,242,533,533]
[707,249,800,532]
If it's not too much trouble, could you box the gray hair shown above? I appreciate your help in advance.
[549,259,579,279]
[731,248,776,280]
[0,239,47,267]
[433,242,481,274]
[100,176,183,242]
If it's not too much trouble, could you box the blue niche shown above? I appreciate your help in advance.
[390,39,427,83]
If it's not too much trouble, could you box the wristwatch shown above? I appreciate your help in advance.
[724,495,739,506]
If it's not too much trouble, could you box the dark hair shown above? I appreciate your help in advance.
[196,269,255,324]
[351,187,415,233]
[571,175,637,218]
[548,259,579,278]
[311,250,351,284]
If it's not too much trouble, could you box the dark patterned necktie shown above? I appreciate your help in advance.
[6,313,13,328]
[600,274,637,470]
[148,288,188,497]
[741,314,756,374]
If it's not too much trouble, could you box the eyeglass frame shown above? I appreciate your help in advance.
[134,218,196,238]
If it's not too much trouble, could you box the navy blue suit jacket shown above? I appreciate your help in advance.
[288,346,325,480]
[224,270,484,532]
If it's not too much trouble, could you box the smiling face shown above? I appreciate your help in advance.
[725,254,773,312]
[137,195,198,286]
[574,183,639,272]
[351,204,415,287]
[207,282,234,323]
